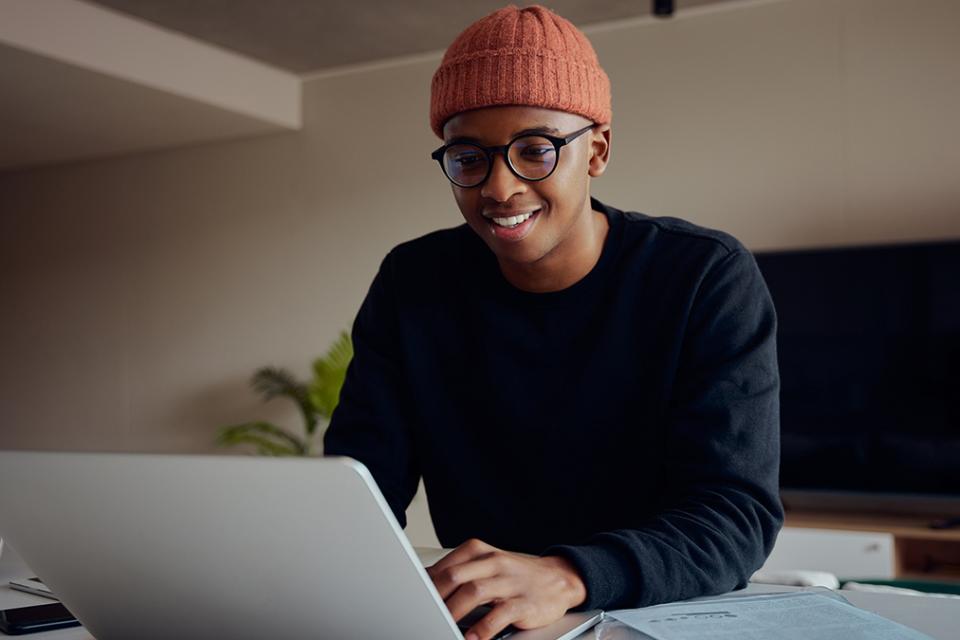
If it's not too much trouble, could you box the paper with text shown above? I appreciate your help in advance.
[602,590,934,640]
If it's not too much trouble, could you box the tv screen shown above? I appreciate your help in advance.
[753,239,960,498]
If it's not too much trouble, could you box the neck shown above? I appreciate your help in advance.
[498,199,609,293]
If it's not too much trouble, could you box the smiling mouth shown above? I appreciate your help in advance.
[484,207,542,228]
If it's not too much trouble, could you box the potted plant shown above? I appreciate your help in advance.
[217,330,352,456]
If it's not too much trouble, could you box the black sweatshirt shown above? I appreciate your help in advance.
[323,196,783,611]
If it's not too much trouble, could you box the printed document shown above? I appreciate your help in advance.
[599,589,933,640]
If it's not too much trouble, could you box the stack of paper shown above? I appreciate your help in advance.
[595,589,934,640]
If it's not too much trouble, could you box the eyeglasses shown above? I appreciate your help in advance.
[431,123,595,188]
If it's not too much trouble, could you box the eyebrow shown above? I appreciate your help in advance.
[446,125,561,144]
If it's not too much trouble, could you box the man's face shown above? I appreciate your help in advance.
[441,106,608,272]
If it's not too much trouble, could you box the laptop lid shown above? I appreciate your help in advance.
[0,452,599,640]
[0,451,462,639]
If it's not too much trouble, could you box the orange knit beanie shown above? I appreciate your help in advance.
[429,4,612,139]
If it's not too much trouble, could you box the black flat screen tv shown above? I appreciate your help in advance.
[753,238,960,515]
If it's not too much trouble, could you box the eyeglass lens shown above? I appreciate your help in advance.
[443,135,558,187]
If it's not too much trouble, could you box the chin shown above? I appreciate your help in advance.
[493,243,548,267]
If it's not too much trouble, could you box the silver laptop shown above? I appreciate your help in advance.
[0,451,600,639]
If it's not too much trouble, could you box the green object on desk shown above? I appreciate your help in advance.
[840,578,960,596]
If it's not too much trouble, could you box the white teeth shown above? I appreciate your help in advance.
[491,209,538,228]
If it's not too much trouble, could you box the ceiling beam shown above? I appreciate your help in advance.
[0,0,301,129]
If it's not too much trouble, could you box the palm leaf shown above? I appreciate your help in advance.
[213,329,352,455]
[217,421,308,456]
[250,367,318,437]
[308,330,354,427]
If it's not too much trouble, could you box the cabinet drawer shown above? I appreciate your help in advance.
[761,527,894,579]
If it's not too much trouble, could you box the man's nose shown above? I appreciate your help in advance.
[480,152,526,202]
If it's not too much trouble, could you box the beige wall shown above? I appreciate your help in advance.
[1,0,959,547]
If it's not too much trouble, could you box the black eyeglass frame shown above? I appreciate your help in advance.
[430,123,596,188]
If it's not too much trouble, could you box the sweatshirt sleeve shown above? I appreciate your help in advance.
[543,248,784,611]
[323,250,420,528]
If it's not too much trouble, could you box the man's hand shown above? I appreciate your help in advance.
[426,538,587,640]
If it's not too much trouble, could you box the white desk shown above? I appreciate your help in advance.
[2,544,958,639]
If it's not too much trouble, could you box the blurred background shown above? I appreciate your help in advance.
[1,0,959,564]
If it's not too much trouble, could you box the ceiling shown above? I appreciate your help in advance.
[1,0,731,173]
[85,0,728,75]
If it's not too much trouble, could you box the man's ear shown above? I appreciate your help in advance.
[587,123,612,178]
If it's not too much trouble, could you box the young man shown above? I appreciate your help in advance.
[324,5,783,640]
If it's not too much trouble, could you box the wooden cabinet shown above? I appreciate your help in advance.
[783,510,960,583]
